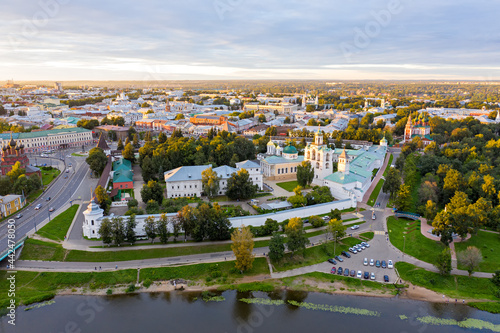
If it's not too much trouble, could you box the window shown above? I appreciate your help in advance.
[120,185,123,188]
[190,185,192,188]
[91,220,94,225]
[278,169,280,174]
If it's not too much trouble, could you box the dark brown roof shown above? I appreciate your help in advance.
[96,134,110,150]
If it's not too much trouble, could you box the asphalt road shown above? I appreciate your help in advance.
[0,149,90,255]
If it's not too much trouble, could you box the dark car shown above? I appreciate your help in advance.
[46,197,51,201]
[375,260,381,268]
[331,267,336,274]
[337,267,343,275]
[384,275,389,283]
[327,258,337,265]
[334,255,344,262]
[343,268,350,276]
[381,260,387,269]
[363,271,369,279]
[341,251,351,258]
[350,270,356,277]
[49,207,55,212]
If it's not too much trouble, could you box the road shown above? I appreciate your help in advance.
[0,149,91,255]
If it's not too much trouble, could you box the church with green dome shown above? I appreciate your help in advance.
[260,139,304,180]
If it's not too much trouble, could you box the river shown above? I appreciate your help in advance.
[1,291,499,333]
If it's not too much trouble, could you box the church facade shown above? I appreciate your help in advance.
[1,135,29,175]
[403,115,433,146]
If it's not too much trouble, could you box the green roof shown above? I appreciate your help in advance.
[16,127,91,139]
[263,155,304,165]
[283,145,297,154]
[324,172,360,184]
[113,170,133,183]
[113,159,132,171]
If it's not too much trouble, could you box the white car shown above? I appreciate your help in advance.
[363,258,368,266]
[370,272,376,280]
[356,270,362,278]
[388,260,394,269]
[35,204,42,210]
[361,241,370,248]
[351,225,360,230]
[369,259,374,266]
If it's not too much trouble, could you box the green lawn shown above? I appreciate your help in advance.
[359,232,374,240]
[341,237,362,247]
[396,262,497,301]
[454,231,500,273]
[276,180,300,192]
[387,216,444,264]
[383,154,394,178]
[36,205,79,241]
[41,168,61,186]
[71,153,86,157]
[19,238,67,261]
[367,178,384,206]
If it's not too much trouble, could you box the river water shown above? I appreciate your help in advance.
[1,290,499,333]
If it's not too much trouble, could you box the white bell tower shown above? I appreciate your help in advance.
[338,149,350,174]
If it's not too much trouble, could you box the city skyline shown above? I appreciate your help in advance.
[1,0,500,80]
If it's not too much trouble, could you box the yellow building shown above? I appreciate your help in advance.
[0,194,24,217]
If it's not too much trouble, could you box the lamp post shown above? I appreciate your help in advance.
[48,209,51,221]
[403,235,406,259]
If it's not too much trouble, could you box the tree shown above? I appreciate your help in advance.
[141,180,164,205]
[329,208,341,221]
[491,270,500,288]
[127,198,138,209]
[395,184,412,211]
[177,206,195,241]
[268,232,285,262]
[7,162,25,182]
[457,246,483,276]
[94,185,111,215]
[435,248,452,276]
[0,177,12,195]
[122,143,135,162]
[98,218,113,246]
[309,215,324,228]
[285,217,309,255]
[263,218,279,235]
[231,225,255,272]
[111,217,125,246]
[125,215,137,245]
[264,126,277,137]
[383,167,401,199]
[128,126,136,140]
[424,200,438,221]
[296,161,314,187]
[326,218,346,249]
[172,218,181,242]
[156,214,170,244]
[158,131,167,144]
[258,114,266,123]
[133,133,140,148]
[226,169,257,200]
[117,138,124,150]
[146,199,160,214]
[175,113,185,120]
[144,216,157,243]
[86,147,107,176]
[288,186,307,208]
[201,167,221,198]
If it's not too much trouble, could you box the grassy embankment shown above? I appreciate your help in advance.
[36,205,79,241]
[454,230,500,273]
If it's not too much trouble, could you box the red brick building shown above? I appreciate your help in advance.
[1,136,29,175]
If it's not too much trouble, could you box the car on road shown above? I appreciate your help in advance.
[322,216,330,221]
[15,214,22,219]
[64,175,68,179]
[356,270,362,278]
[369,259,374,266]
[375,260,381,268]
[351,225,360,230]
[35,204,42,210]
[363,258,368,266]
[331,267,336,274]
[350,270,355,277]
[337,267,343,275]
[341,251,351,258]
[381,260,387,269]
[376,202,380,207]
[370,272,376,280]
[334,255,344,262]
[343,268,350,276]
[388,260,394,269]
[349,247,357,254]
[49,207,55,212]
[361,241,370,248]
[46,197,51,201]
[384,275,389,283]
[363,271,369,279]
[327,258,337,265]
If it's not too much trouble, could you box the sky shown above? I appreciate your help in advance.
[1,0,499,81]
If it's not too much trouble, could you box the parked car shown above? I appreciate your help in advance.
[370,272,376,280]
[334,255,343,262]
[341,251,351,258]
[356,270,362,278]
[322,216,330,221]
[388,260,394,269]
[328,258,337,265]
[351,225,360,230]
[358,244,366,250]
[375,260,381,268]
[331,267,336,274]
[350,270,355,277]
[343,268,350,276]
[35,204,42,210]
[363,271,369,279]
[361,241,370,248]
[363,258,368,266]
[369,259,374,266]
[372,212,376,220]
[49,207,55,212]
[381,260,387,269]
[15,214,22,219]
[384,275,389,283]
[349,247,357,254]
[337,267,343,275]
[64,175,68,179]
[355,245,362,252]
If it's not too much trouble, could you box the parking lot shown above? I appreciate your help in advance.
[318,234,400,283]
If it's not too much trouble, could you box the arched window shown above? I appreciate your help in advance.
[316,162,320,169]
[326,162,330,169]
[306,151,310,159]
[91,220,94,226]
[312,150,316,160]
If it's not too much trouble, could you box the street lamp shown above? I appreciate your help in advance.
[48,209,51,221]
[403,235,406,259]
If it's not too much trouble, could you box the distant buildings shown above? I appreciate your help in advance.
[244,103,298,115]
[0,135,29,175]
[0,194,24,218]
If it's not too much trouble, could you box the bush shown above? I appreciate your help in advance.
[143,279,152,288]
[309,216,325,228]
[106,289,113,295]
[126,284,136,292]
[127,199,138,209]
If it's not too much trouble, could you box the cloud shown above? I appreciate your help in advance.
[0,0,499,80]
